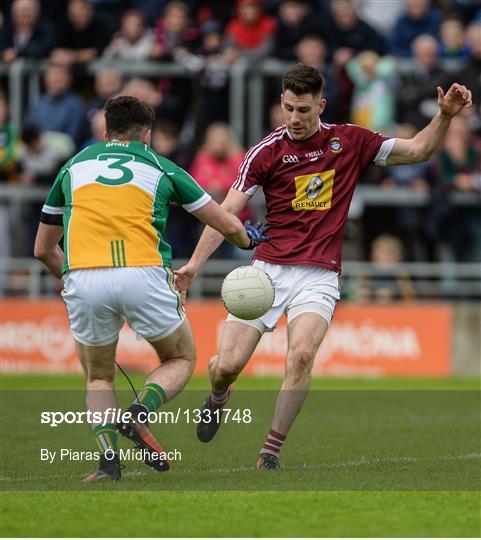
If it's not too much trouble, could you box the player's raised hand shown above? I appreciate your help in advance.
[174,264,198,304]
[243,220,271,250]
[437,84,472,117]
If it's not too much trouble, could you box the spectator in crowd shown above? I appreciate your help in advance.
[355,234,416,303]
[50,0,109,68]
[436,115,481,262]
[224,0,278,62]
[353,0,404,37]
[102,9,154,62]
[396,34,451,130]
[150,120,198,258]
[17,124,74,186]
[150,2,200,124]
[294,34,341,123]
[197,20,234,128]
[326,0,385,66]
[272,0,318,61]
[0,90,19,183]
[120,78,165,118]
[389,0,441,57]
[150,1,199,62]
[190,122,245,204]
[268,102,284,131]
[151,120,192,170]
[81,109,106,148]
[25,63,88,148]
[189,121,247,257]
[0,0,56,65]
[459,22,481,113]
[438,16,471,59]
[381,124,433,260]
[346,50,396,131]
[87,67,122,114]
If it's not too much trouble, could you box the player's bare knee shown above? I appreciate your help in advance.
[286,347,315,378]
[213,359,241,383]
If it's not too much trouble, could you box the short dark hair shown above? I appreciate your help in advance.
[104,96,155,140]
[282,64,324,97]
[21,124,41,145]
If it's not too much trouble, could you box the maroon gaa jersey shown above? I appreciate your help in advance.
[232,122,394,272]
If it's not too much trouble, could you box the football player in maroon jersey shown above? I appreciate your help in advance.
[175,64,472,469]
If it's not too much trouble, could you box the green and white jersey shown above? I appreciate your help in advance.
[41,140,210,273]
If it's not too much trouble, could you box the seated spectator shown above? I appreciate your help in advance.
[120,78,164,116]
[389,0,441,57]
[381,124,433,260]
[268,102,285,131]
[460,22,481,116]
[346,51,396,131]
[273,0,318,61]
[189,122,247,257]
[0,90,20,183]
[150,1,200,62]
[436,115,481,262]
[151,120,192,170]
[197,20,233,127]
[0,0,56,65]
[355,234,416,303]
[438,16,471,59]
[50,0,109,66]
[396,34,451,130]
[224,0,277,62]
[294,35,341,123]
[353,0,404,37]
[81,109,106,148]
[25,63,89,148]
[87,67,122,114]
[190,122,245,204]
[17,124,74,186]
[102,9,154,62]
[326,0,385,67]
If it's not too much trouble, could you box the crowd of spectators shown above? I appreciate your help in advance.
[1,0,480,276]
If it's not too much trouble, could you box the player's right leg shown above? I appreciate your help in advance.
[75,339,123,483]
[197,321,261,443]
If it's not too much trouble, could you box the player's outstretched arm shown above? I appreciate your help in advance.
[386,83,472,166]
[34,223,65,279]
[174,188,251,295]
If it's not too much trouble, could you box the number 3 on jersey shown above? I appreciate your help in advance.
[291,169,335,211]
[95,154,134,186]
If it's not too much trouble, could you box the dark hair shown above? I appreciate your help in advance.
[282,64,324,96]
[21,124,41,145]
[104,96,155,140]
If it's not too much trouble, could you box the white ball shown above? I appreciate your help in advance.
[221,266,275,320]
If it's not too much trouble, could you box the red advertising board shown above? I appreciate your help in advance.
[1,299,452,376]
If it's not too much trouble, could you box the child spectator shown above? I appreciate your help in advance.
[439,16,471,59]
[346,50,396,131]
[102,9,154,62]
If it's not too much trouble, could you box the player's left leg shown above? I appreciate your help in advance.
[77,339,123,482]
[257,312,329,470]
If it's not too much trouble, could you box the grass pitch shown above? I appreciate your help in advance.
[1,374,480,537]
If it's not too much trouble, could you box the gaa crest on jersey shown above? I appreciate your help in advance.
[291,169,335,211]
[329,137,342,153]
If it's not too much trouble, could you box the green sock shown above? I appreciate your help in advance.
[92,423,118,454]
[136,383,167,413]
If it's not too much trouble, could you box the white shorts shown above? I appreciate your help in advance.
[226,261,340,334]
[61,266,185,346]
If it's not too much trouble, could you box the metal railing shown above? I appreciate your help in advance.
[1,256,480,300]
[1,56,468,147]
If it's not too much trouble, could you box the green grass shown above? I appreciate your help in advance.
[1,374,480,537]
